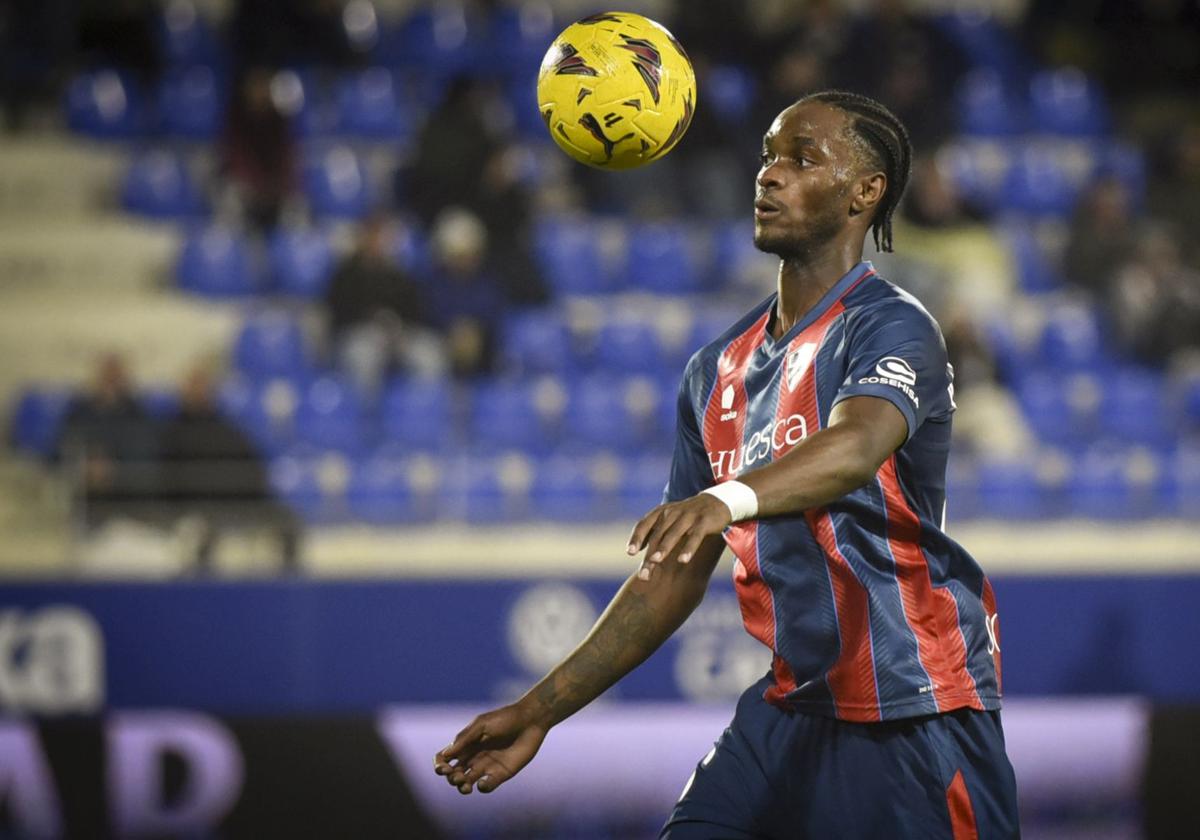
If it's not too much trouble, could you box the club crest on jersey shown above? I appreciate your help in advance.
[785,342,817,393]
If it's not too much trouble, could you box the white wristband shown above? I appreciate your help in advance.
[702,480,759,522]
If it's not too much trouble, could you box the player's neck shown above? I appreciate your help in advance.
[773,244,863,339]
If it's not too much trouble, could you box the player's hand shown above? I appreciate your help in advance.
[627,493,731,575]
[433,703,548,795]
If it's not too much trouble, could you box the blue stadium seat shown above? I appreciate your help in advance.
[503,310,574,376]
[338,68,412,140]
[469,379,563,454]
[975,457,1045,520]
[1016,373,1091,448]
[158,66,223,139]
[1068,448,1160,519]
[462,455,534,523]
[9,388,72,459]
[617,456,670,518]
[65,69,146,138]
[1029,68,1109,137]
[531,457,607,523]
[486,5,555,74]
[704,64,756,122]
[933,10,1029,78]
[218,377,298,454]
[1004,224,1061,294]
[122,149,207,219]
[389,7,476,77]
[1163,447,1200,518]
[1035,303,1110,373]
[1000,146,1079,218]
[622,223,703,294]
[303,145,373,219]
[269,452,351,523]
[232,310,312,381]
[533,219,614,296]
[712,220,775,290]
[139,389,180,419]
[380,378,455,451]
[269,227,335,298]
[592,320,669,377]
[1101,367,1173,450]
[1097,143,1147,208]
[955,69,1025,137]
[388,223,431,276]
[177,226,260,297]
[1181,375,1200,430]
[348,455,438,524]
[563,376,661,454]
[944,457,982,522]
[157,0,223,67]
[294,377,374,454]
[505,74,546,139]
[687,312,734,351]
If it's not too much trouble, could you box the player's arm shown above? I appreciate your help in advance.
[629,395,907,568]
[433,533,724,795]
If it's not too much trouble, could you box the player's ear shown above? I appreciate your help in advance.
[849,172,887,217]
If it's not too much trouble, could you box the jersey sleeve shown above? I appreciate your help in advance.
[831,301,953,442]
[662,358,715,503]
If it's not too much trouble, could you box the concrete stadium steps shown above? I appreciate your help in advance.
[0,219,176,294]
[0,135,126,221]
[0,455,71,573]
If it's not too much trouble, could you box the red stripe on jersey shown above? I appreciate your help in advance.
[946,769,980,840]
[701,312,775,657]
[878,456,983,712]
[981,577,1002,694]
[805,509,881,719]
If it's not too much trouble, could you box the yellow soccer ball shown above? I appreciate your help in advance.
[536,12,696,170]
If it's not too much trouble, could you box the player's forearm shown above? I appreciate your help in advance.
[517,554,713,730]
[741,423,885,517]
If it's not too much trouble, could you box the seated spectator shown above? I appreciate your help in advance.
[1148,117,1200,272]
[427,208,506,379]
[902,157,987,229]
[326,215,446,393]
[220,67,298,231]
[1063,178,1137,297]
[1109,222,1200,367]
[57,353,159,526]
[160,362,299,572]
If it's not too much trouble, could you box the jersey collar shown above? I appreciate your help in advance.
[763,260,876,351]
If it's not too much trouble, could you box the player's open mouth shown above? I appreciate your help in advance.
[754,199,781,219]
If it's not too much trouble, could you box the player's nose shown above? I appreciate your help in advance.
[756,163,782,192]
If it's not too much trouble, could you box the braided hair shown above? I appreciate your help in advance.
[801,90,912,253]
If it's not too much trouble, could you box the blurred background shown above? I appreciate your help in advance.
[0,0,1198,837]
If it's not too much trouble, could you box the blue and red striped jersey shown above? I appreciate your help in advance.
[665,261,1002,722]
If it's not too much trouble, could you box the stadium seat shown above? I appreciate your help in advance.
[687,312,734,351]
[617,456,670,518]
[388,222,431,276]
[592,320,670,377]
[388,6,476,77]
[122,149,207,219]
[338,68,412,140]
[461,455,534,523]
[294,377,374,454]
[1101,367,1173,450]
[348,455,437,525]
[936,141,1010,214]
[1016,373,1096,449]
[711,220,775,291]
[943,457,982,522]
[1035,303,1110,373]
[533,219,614,296]
[1068,448,1160,519]
[303,145,373,219]
[232,310,312,381]
[269,227,335,298]
[1029,68,1109,137]
[486,5,555,74]
[502,310,574,376]
[1000,146,1080,218]
[704,64,757,122]
[8,388,72,459]
[218,377,298,454]
[158,66,223,139]
[975,457,1045,520]
[65,69,146,138]
[1004,224,1061,294]
[562,376,661,455]
[531,457,607,523]
[380,378,456,451]
[622,223,703,294]
[933,10,1029,78]
[176,226,261,297]
[1163,447,1200,518]
[955,69,1025,137]
[157,0,223,67]
[469,378,563,454]
[269,452,351,523]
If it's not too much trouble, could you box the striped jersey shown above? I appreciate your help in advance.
[665,261,1002,722]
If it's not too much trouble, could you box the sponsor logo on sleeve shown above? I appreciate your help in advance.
[719,384,737,421]
[857,356,919,406]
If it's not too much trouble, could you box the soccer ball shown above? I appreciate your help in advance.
[536,12,696,170]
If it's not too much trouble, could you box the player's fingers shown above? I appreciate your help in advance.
[646,512,695,564]
[627,507,665,555]
[465,754,510,794]
[641,507,686,563]
[675,528,706,565]
[440,719,485,763]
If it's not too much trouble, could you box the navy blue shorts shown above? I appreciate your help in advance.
[661,675,1019,839]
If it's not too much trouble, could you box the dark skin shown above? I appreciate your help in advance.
[434,100,909,795]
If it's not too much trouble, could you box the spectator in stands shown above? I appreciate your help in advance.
[1108,222,1200,367]
[1063,178,1137,297]
[901,157,987,229]
[160,362,298,572]
[427,207,505,379]
[1148,117,1200,272]
[57,353,159,524]
[220,67,298,231]
[325,215,446,393]
[475,145,550,306]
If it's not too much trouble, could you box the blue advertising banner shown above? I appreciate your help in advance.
[0,575,1198,716]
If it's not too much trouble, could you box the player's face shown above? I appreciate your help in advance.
[753,101,861,258]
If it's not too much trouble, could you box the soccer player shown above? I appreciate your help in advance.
[434,91,1020,838]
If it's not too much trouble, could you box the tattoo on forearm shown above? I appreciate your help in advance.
[533,588,658,725]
